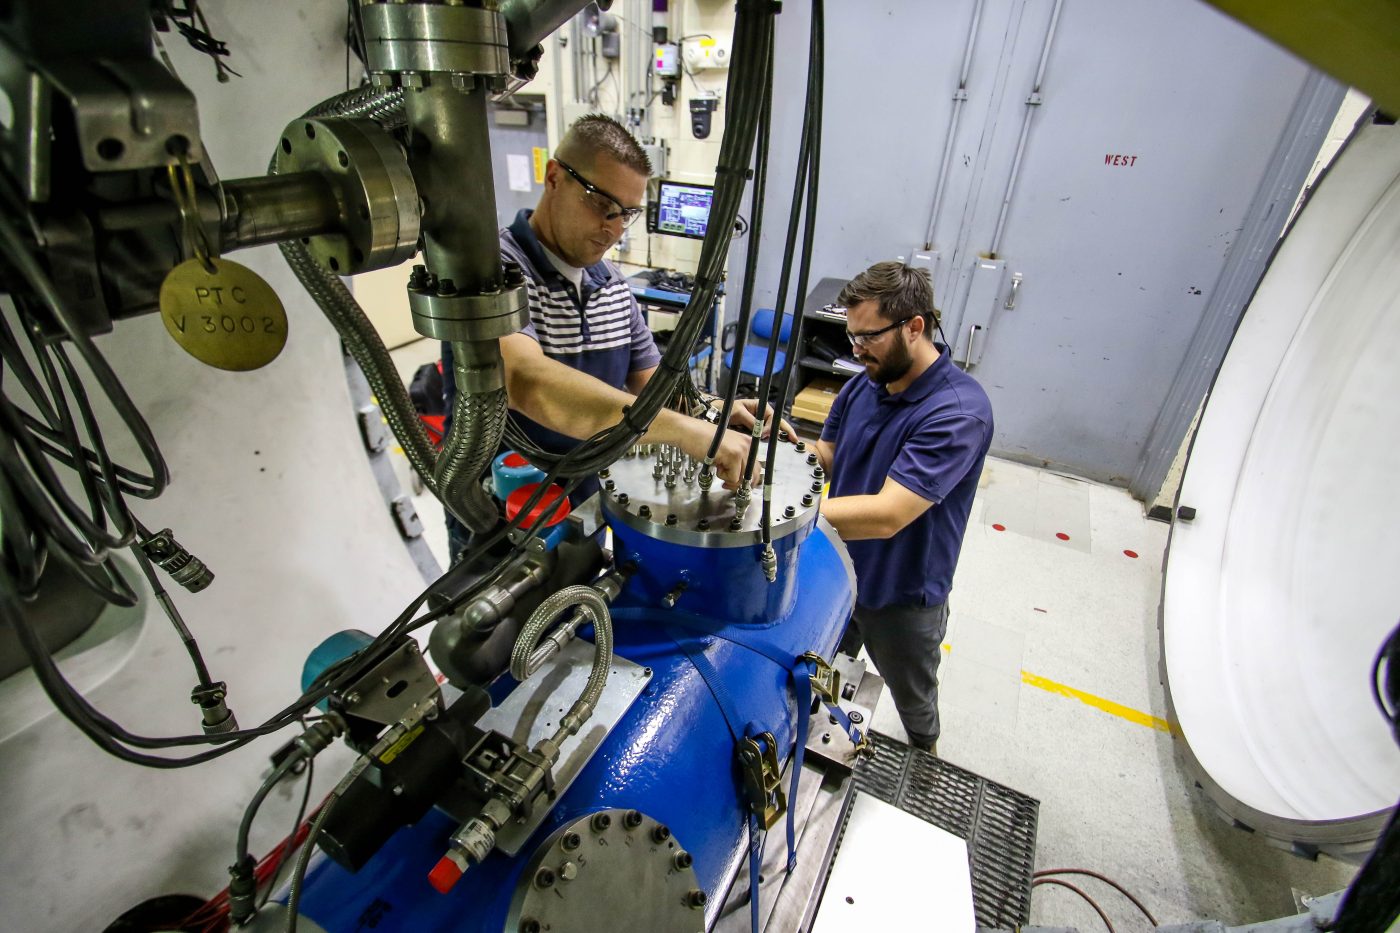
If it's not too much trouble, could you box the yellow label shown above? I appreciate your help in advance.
[700,37,717,48]
[158,258,288,371]
[532,147,548,185]
[379,724,425,765]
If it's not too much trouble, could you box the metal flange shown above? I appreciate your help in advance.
[361,2,511,84]
[274,116,420,276]
[407,265,529,342]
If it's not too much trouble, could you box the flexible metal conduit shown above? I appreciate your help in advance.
[923,0,987,250]
[273,86,502,532]
[509,584,614,743]
[988,0,1064,257]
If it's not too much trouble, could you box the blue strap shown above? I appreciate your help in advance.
[788,662,812,874]
[665,625,745,742]
[748,810,764,933]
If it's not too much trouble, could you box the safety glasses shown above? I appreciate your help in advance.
[556,159,644,228]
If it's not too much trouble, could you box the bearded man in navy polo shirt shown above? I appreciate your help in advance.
[817,261,993,755]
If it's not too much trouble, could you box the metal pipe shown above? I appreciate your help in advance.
[923,0,986,250]
[988,0,1063,258]
[403,85,502,295]
[500,0,597,63]
[220,172,341,251]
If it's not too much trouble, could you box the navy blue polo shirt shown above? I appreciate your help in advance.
[820,346,993,610]
[442,208,661,456]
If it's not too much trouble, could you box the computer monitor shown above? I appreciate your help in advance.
[648,179,714,240]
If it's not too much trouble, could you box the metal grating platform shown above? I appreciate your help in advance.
[852,731,1040,928]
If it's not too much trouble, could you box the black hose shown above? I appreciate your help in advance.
[762,0,824,546]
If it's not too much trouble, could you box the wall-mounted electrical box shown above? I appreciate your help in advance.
[654,43,680,78]
[683,36,730,71]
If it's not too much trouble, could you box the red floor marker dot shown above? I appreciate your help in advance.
[1123,549,1139,559]
[992,523,1006,532]
[1055,532,1070,541]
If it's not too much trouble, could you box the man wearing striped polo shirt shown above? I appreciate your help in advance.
[443,115,762,560]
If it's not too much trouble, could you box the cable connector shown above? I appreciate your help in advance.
[191,681,238,735]
[140,528,214,593]
[760,544,777,583]
[227,854,258,926]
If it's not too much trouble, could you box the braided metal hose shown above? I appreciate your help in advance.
[433,370,507,533]
[509,585,613,742]
[272,86,507,530]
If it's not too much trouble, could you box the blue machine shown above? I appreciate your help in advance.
[285,440,852,931]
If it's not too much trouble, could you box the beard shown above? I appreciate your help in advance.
[857,332,915,385]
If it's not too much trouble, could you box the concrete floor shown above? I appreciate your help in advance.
[383,338,1359,932]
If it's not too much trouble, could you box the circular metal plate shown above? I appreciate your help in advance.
[274,117,419,276]
[600,436,824,549]
[506,809,704,933]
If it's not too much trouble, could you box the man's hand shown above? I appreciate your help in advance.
[712,397,797,441]
[655,412,759,489]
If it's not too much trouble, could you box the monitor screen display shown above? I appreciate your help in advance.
[651,180,714,240]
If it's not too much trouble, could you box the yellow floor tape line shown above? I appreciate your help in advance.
[939,641,1175,734]
[1019,669,1178,735]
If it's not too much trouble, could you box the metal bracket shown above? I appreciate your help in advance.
[738,732,787,830]
[357,405,389,453]
[340,639,440,727]
[800,652,841,705]
[391,496,423,539]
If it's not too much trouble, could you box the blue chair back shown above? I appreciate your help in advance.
[752,308,793,344]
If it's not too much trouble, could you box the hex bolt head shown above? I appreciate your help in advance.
[639,504,651,518]
[814,466,825,479]
[807,453,818,465]
[801,494,814,507]
[437,277,457,295]
[729,517,743,531]
[623,809,644,829]
[784,505,796,518]
[604,479,616,491]
[534,867,555,889]
[599,468,610,479]
[674,850,693,870]
[1177,506,1197,522]
[562,831,582,851]
[811,481,823,493]
[652,824,671,844]
[778,430,790,442]
[697,519,710,531]
[559,860,579,882]
[821,732,831,744]
[592,812,612,832]
[686,889,707,909]
[795,441,807,452]
[666,513,678,526]
[617,493,629,505]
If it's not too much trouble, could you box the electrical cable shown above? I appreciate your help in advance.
[258,758,316,912]
[1033,868,1157,927]
[1032,877,1116,933]
[284,794,341,933]
[760,0,824,549]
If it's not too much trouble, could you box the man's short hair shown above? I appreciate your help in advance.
[555,114,651,177]
[837,261,938,336]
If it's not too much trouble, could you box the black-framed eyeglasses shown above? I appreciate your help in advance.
[556,159,644,228]
[846,316,914,348]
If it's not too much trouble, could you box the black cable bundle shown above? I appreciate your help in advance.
[504,0,781,476]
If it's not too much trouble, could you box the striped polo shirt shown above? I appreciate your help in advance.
[442,209,661,457]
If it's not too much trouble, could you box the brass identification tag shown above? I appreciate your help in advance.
[158,258,288,371]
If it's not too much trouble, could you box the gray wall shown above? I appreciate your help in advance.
[736,0,1333,488]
